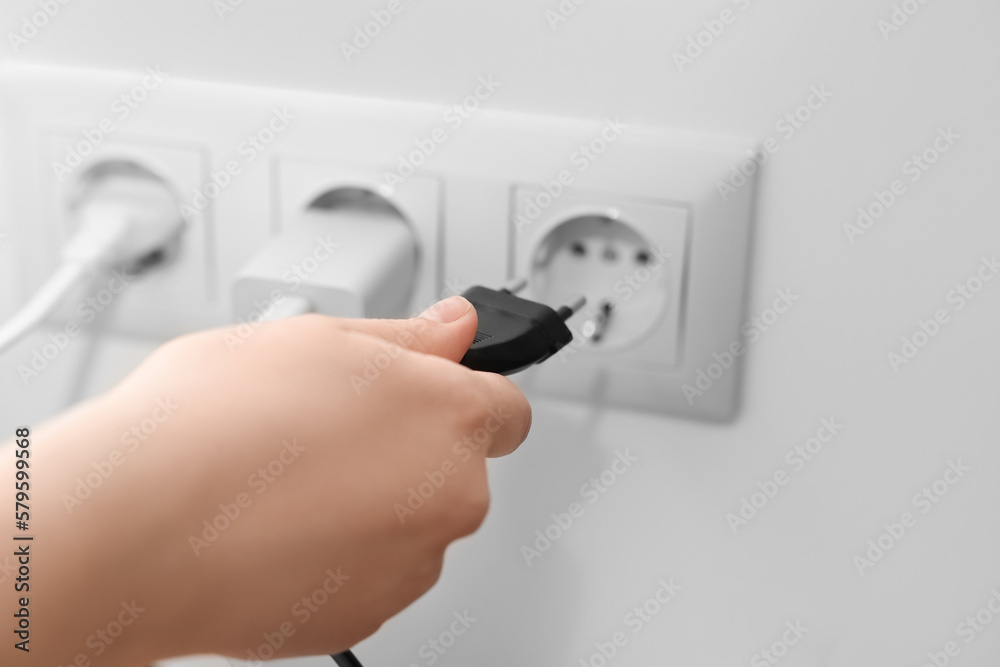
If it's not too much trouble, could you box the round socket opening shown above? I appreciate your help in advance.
[530,214,670,351]
[308,186,406,219]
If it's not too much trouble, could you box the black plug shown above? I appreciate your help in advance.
[459,281,585,375]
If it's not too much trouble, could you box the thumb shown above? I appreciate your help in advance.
[334,295,479,363]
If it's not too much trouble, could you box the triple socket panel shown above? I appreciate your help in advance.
[0,63,757,421]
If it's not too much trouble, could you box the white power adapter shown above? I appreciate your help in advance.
[232,189,417,321]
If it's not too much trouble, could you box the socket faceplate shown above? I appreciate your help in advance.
[511,179,754,421]
[1,63,755,419]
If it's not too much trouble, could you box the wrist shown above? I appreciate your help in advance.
[10,394,203,665]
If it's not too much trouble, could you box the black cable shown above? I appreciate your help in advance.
[331,650,364,666]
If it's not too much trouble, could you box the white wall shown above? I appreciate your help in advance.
[2,1,999,665]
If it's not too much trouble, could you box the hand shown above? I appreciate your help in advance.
[4,296,531,666]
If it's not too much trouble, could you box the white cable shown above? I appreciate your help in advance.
[0,262,90,354]
[0,169,183,357]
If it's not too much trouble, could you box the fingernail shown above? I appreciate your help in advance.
[420,296,472,323]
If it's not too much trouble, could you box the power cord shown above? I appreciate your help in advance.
[0,163,183,355]
[331,650,364,666]
[0,261,91,354]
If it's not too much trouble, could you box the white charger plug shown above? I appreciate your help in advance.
[0,161,183,355]
[232,188,417,322]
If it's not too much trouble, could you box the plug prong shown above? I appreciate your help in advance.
[556,294,587,321]
[500,277,528,295]
[581,299,614,341]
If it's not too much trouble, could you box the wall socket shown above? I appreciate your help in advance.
[512,187,690,366]
[41,134,215,338]
[0,63,756,420]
